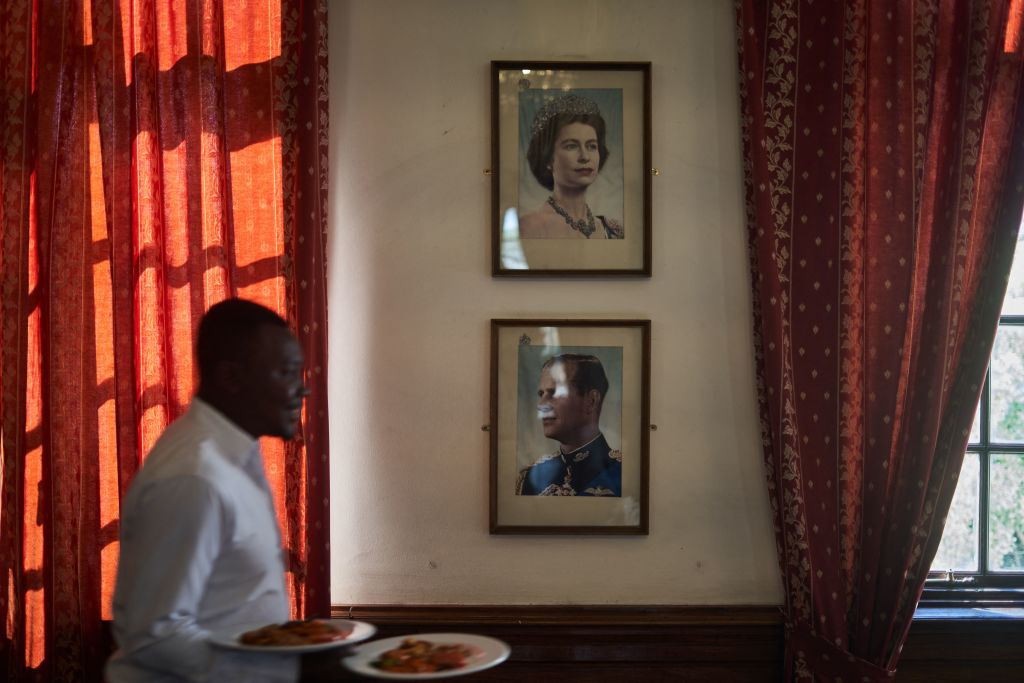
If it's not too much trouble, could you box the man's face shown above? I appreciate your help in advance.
[536,362,593,445]
[235,324,308,439]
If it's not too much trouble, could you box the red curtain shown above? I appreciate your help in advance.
[738,0,1024,680]
[0,1,330,680]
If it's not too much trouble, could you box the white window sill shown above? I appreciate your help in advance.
[914,607,1024,619]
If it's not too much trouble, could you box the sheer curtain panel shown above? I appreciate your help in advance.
[0,1,330,680]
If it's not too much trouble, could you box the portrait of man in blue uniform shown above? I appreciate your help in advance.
[515,352,622,497]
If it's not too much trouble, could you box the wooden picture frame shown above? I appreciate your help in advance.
[491,61,652,277]
[489,319,651,534]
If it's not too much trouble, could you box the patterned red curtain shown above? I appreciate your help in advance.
[0,1,330,680]
[737,0,1024,680]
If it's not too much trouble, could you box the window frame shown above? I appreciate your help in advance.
[923,314,1024,605]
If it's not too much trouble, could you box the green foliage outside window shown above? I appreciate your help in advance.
[990,454,1024,571]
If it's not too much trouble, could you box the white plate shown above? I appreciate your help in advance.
[208,619,376,654]
[342,633,511,679]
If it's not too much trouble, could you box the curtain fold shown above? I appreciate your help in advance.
[0,1,330,680]
[737,0,1024,679]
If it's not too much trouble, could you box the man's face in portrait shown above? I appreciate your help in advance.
[536,361,596,445]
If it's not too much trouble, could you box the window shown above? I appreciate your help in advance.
[926,223,1024,605]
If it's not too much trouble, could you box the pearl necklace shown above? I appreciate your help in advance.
[547,196,596,238]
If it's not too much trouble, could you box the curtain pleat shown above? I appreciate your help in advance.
[737,0,1024,679]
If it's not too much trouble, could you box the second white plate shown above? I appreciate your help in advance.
[342,633,511,679]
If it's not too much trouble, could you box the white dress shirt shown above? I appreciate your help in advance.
[106,398,299,683]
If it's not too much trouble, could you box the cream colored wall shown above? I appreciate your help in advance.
[327,0,782,605]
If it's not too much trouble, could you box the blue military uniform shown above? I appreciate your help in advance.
[516,433,622,496]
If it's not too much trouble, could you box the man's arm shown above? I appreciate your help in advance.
[111,475,224,679]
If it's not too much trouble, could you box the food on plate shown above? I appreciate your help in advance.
[239,619,353,646]
[371,638,481,673]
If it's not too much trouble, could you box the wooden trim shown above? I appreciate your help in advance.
[92,608,1024,681]
[902,617,1024,661]
[333,603,782,626]
[330,604,1024,681]
[333,604,784,681]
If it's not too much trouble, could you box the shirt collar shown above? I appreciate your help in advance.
[559,432,604,458]
[189,397,261,469]
[559,433,612,486]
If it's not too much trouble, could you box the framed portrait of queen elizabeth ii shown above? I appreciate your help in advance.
[491,61,652,276]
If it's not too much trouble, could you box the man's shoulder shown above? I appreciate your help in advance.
[134,413,233,486]
[527,451,561,468]
[518,452,563,479]
[515,452,564,494]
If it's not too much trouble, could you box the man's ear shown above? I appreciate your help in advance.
[585,389,602,414]
[212,359,244,394]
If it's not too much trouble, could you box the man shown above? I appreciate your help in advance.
[107,298,310,683]
[516,353,622,496]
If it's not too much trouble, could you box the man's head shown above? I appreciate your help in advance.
[536,353,608,450]
[196,298,308,439]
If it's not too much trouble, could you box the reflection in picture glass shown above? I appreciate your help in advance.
[516,89,625,241]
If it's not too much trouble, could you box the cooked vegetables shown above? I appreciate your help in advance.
[371,638,479,673]
[239,619,353,646]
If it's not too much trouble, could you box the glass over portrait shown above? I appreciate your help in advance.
[491,62,651,276]
[515,346,624,497]
[517,90,625,241]
[490,320,650,534]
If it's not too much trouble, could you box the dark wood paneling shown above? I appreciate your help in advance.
[333,605,1024,681]
[95,607,1024,680]
[899,618,1024,681]
[335,605,783,681]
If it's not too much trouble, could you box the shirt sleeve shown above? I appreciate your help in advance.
[111,474,226,680]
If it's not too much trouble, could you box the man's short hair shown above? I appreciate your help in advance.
[541,353,609,401]
[196,298,289,384]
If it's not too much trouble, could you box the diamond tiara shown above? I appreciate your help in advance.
[529,93,601,139]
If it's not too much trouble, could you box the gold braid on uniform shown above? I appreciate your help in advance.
[539,469,576,496]
[583,487,615,496]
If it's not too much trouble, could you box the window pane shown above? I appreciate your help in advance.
[989,453,1024,572]
[931,452,979,573]
[990,326,1024,443]
[1001,229,1024,315]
